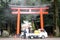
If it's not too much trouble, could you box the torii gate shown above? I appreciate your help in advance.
[11,7,49,35]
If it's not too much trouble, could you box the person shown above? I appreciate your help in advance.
[23,29,26,38]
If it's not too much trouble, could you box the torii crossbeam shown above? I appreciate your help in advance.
[11,7,49,35]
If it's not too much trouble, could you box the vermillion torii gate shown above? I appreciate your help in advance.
[11,7,49,35]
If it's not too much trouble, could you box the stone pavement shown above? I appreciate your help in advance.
[0,38,60,40]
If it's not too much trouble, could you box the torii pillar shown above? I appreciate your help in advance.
[16,9,20,35]
[40,8,48,30]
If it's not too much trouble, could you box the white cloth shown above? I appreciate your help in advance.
[26,29,29,33]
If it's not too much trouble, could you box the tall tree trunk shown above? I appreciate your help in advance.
[54,0,59,36]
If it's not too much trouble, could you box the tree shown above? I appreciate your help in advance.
[0,0,11,35]
[54,0,60,36]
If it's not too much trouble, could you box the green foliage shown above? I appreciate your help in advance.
[0,0,12,34]
[0,0,11,8]
[21,14,26,23]
[41,0,51,4]
[58,13,60,27]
